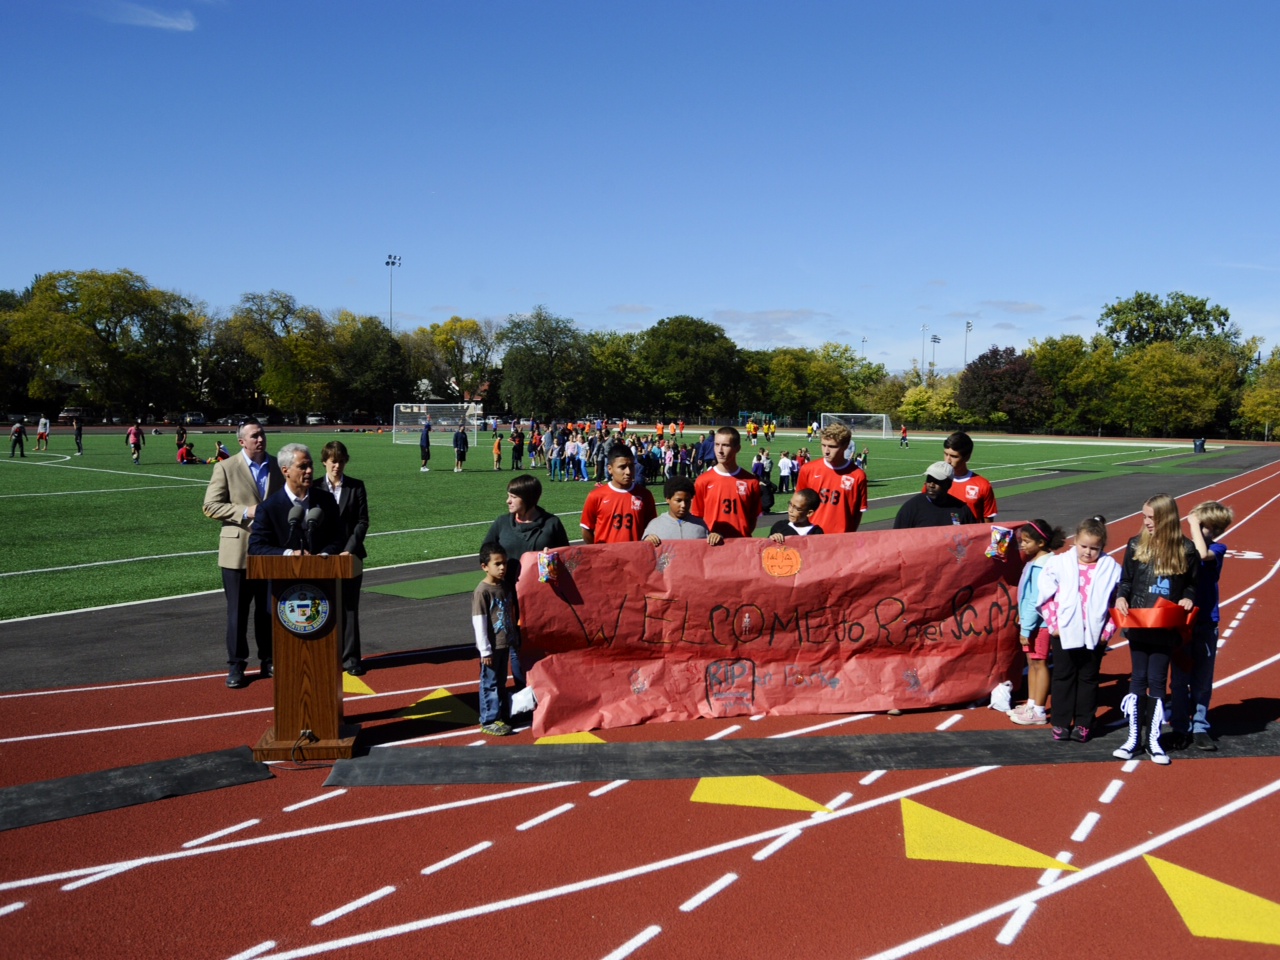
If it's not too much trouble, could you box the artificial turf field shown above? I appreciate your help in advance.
[0,426,1218,621]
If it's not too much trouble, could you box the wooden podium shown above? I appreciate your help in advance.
[246,554,359,761]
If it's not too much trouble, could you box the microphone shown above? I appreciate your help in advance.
[287,503,305,551]
[305,506,324,553]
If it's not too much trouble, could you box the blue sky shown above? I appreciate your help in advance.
[5,1,1279,373]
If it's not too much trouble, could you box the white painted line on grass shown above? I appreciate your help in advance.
[421,841,493,877]
[753,829,803,861]
[679,873,738,912]
[0,550,218,579]
[859,770,886,785]
[1098,780,1124,804]
[935,713,963,731]
[0,484,202,500]
[0,902,24,917]
[860,776,1280,960]
[601,925,662,960]
[1037,851,1073,887]
[589,780,629,797]
[183,819,261,848]
[1070,812,1101,843]
[994,901,1037,945]
[312,886,396,926]
[284,790,347,813]
[705,724,740,740]
[516,803,575,832]
[768,714,872,738]
[2,781,579,894]
[227,942,277,960]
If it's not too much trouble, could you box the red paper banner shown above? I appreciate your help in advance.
[518,525,1025,736]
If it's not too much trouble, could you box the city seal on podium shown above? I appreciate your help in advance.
[277,584,330,636]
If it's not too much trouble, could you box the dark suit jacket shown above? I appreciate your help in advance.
[249,485,345,556]
[321,475,369,559]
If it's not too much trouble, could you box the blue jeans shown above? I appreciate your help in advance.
[479,652,510,725]
[550,457,563,481]
[1170,623,1218,734]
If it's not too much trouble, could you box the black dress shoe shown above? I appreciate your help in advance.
[345,661,367,676]
[260,659,273,678]
[1194,731,1217,751]
[226,664,248,689]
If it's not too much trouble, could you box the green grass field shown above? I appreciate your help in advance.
[0,428,1223,620]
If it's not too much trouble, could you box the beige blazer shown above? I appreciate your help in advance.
[203,453,285,569]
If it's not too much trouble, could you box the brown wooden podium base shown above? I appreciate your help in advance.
[253,724,360,762]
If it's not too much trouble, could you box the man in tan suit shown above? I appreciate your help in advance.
[203,419,284,688]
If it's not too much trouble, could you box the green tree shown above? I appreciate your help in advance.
[332,311,412,416]
[231,291,334,416]
[584,330,651,415]
[1100,291,1235,351]
[1238,348,1280,438]
[497,305,587,417]
[7,269,200,417]
[1112,342,1221,436]
[637,316,743,418]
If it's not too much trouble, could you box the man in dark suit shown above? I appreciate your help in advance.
[318,440,370,675]
[249,443,345,559]
[203,419,284,688]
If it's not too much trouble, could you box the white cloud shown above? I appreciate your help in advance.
[992,321,1019,331]
[100,2,197,31]
[946,310,982,319]
[979,300,1045,315]
[711,308,832,347]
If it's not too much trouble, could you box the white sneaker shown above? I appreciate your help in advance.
[420,467,429,472]
[1010,703,1047,725]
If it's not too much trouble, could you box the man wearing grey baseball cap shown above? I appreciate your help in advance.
[893,461,981,528]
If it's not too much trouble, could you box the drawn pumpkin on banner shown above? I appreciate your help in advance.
[761,545,802,577]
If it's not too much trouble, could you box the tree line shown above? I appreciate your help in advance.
[2,269,1276,438]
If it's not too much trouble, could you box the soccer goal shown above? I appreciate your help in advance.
[819,413,893,439]
[391,402,482,445]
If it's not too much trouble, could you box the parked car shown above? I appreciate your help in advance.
[306,412,327,426]
[183,412,206,426]
[58,407,90,425]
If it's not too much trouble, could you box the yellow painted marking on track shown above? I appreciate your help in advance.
[397,688,478,725]
[1145,855,1280,945]
[535,732,607,745]
[691,776,829,813]
[342,674,376,696]
[901,798,1077,871]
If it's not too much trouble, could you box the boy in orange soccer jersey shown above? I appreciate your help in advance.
[580,447,657,544]
[692,426,761,543]
[795,422,868,533]
[934,431,997,521]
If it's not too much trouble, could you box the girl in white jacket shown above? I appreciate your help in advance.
[1037,516,1121,743]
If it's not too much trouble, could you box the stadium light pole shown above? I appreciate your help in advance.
[385,254,401,334]
[930,333,941,374]
[964,320,973,367]
[920,324,928,381]
[861,336,868,357]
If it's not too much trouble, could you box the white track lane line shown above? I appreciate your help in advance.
[0,902,23,917]
[516,803,575,831]
[1069,812,1101,843]
[1,781,579,893]
[679,873,738,912]
[768,714,872,738]
[601,925,662,960]
[1098,780,1124,804]
[421,841,493,877]
[1036,851,1073,887]
[222,767,997,960]
[859,776,1280,960]
[705,724,741,740]
[994,901,1037,945]
[183,819,260,848]
[752,830,803,861]
[859,770,886,785]
[935,713,963,731]
[283,790,346,813]
[589,780,629,797]
[311,886,396,926]
[227,942,277,960]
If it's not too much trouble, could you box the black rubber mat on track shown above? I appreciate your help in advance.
[327,724,1280,787]
[0,747,272,832]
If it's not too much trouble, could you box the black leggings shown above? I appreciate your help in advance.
[1049,635,1106,728]
[1128,638,1173,699]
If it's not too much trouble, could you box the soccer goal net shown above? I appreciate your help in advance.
[391,403,482,445]
[819,413,893,439]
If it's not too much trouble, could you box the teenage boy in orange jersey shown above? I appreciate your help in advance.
[580,447,657,544]
[692,426,761,543]
[795,421,868,533]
